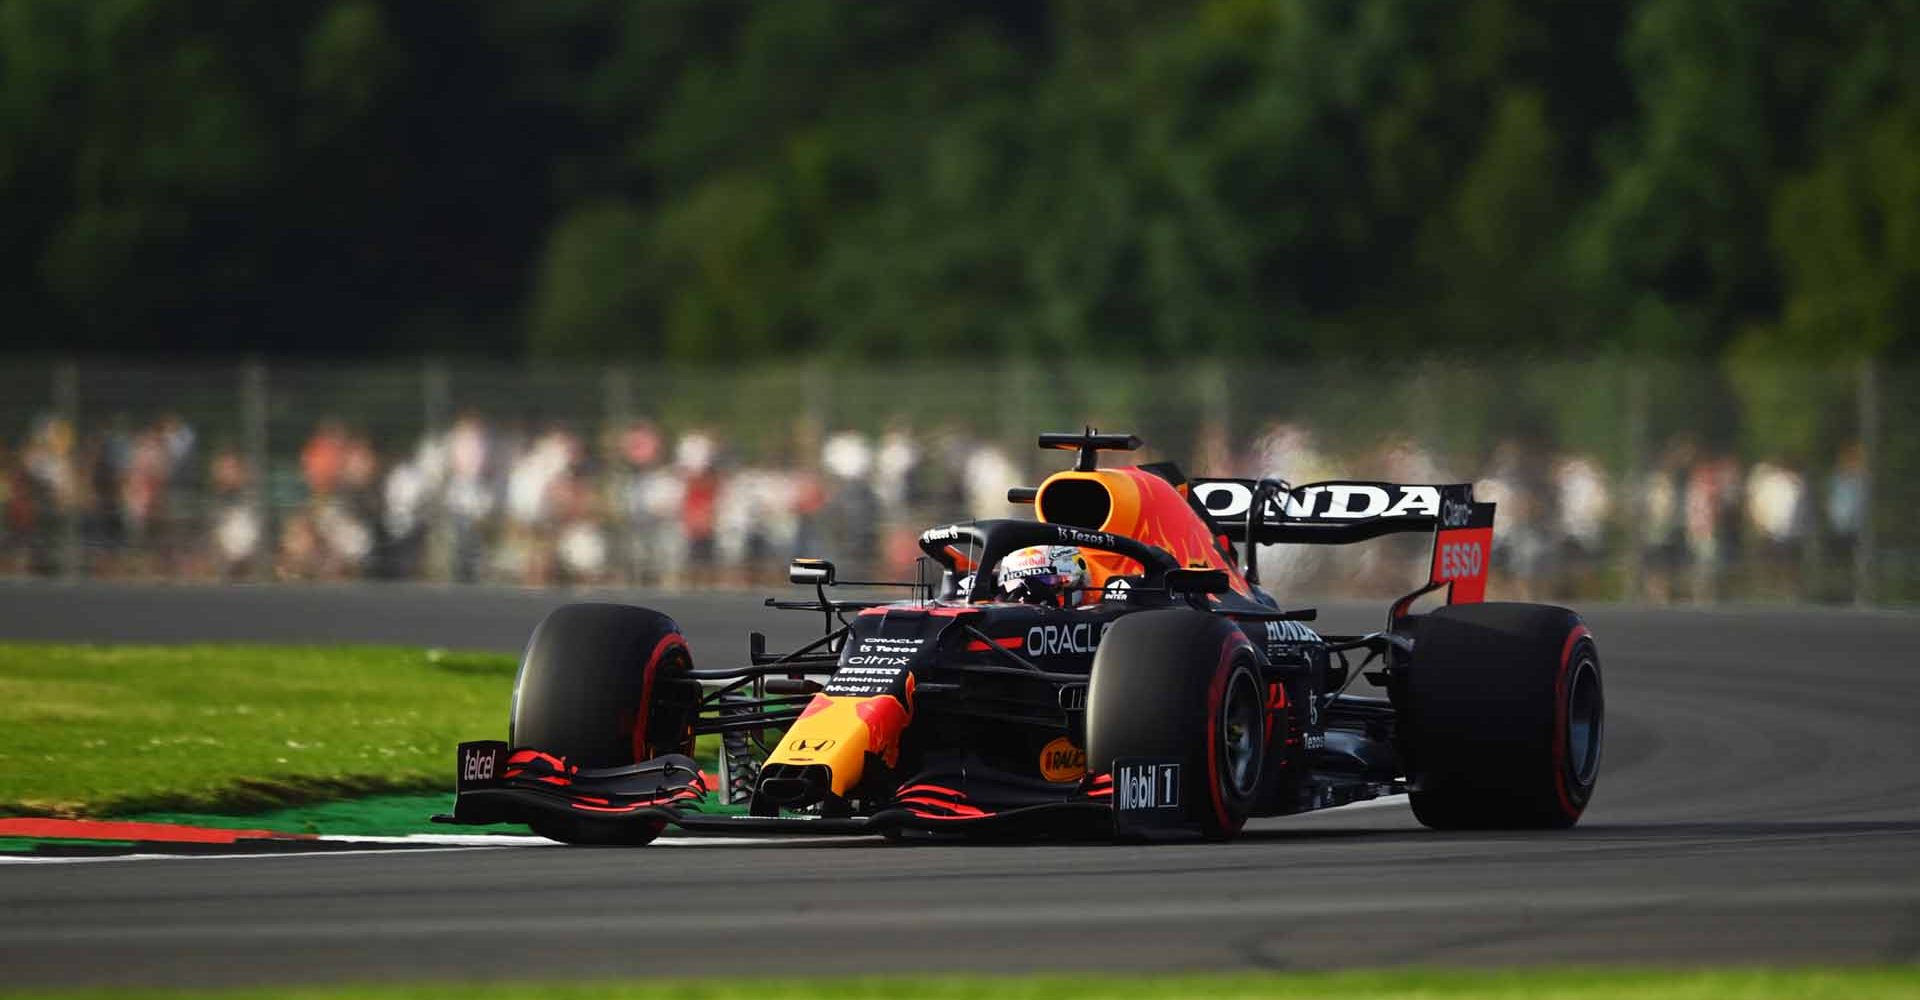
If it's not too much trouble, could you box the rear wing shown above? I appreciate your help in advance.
[1190,479,1494,611]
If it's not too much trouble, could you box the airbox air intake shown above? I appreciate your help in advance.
[1036,478,1112,529]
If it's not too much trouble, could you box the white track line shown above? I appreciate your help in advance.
[0,832,867,864]
[314,833,561,847]
[1,799,1411,864]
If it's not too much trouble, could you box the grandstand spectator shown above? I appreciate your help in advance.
[615,421,673,585]
[444,412,497,583]
[677,431,720,587]
[1828,443,1866,542]
[88,416,131,565]
[502,423,580,585]
[378,437,436,580]
[1744,459,1809,598]
[1476,439,1550,601]
[21,415,78,576]
[1247,423,1337,593]
[1640,441,1695,603]
[821,432,879,578]
[1551,452,1612,594]
[0,444,32,575]
[963,441,1019,523]
[206,443,261,579]
[280,419,375,580]
[1684,452,1742,602]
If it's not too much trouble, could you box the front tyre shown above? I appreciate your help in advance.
[1087,609,1265,840]
[1399,602,1604,830]
[510,603,696,845]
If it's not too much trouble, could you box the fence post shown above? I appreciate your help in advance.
[1002,358,1035,478]
[240,360,270,582]
[53,360,80,582]
[1622,363,1649,602]
[1854,356,1878,607]
[1202,359,1231,469]
[603,365,634,586]
[802,359,831,438]
[423,359,452,583]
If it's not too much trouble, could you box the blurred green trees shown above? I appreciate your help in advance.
[1,0,1914,363]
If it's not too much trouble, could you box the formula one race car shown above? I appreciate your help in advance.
[438,431,1603,844]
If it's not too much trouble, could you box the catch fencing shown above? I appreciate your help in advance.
[0,357,1909,605]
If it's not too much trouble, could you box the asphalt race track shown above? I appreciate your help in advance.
[2,582,1917,988]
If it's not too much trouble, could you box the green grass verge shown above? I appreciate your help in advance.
[0,642,727,822]
[0,643,518,817]
[1,969,1916,999]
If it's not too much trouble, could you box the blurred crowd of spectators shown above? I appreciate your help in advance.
[0,410,1872,602]
[1238,425,1868,603]
[0,411,1023,590]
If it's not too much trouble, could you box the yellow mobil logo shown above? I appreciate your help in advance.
[1038,737,1087,782]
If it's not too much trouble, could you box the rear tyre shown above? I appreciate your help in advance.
[510,603,697,845]
[1399,602,1603,830]
[1087,609,1265,840]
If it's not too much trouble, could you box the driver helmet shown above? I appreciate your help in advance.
[998,545,1091,608]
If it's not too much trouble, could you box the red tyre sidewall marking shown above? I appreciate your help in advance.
[634,632,688,762]
[1552,624,1593,819]
[1205,633,1254,832]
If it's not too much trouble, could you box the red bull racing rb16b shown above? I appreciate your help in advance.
[437,431,1604,843]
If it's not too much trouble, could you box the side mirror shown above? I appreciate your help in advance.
[789,558,836,586]
[1164,568,1230,597]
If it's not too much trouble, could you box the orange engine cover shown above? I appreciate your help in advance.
[1033,467,1251,597]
